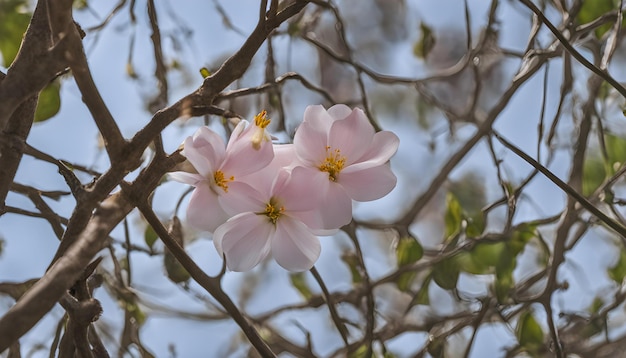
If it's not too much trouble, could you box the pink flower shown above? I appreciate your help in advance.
[169,112,274,232]
[213,156,329,272]
[293,104,399,229]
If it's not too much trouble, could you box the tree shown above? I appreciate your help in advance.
[2,0,626,357]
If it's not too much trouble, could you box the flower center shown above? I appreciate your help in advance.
[214,170,234,192]
[263,198,284,224]
[319,146,346,181]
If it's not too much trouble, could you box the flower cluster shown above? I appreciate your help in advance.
[170,105,399,272]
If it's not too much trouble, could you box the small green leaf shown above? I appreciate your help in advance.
[163,250,191,284]
[348,345,369,358]
[444,193,463,241]
[396,237,422,290]
[576,0,623,38]
[413,22,436,59]
[144,225,158,249]
[289,272,313,300]
[0,0,31,66]
[426,336,445,358]
[432,257,460,290]
[608,249,626,284]
[199,67,211,78]
[471,242,505,268]
[412,276,431,306]
[341,252,363,285]
[34,81,61,122]
[397,236,423,266]
[517,311,544,354]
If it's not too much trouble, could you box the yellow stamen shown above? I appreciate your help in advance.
[319,146,346,181]
[214,170,234,192]
[254,110,271,129]
[251,110,272,150]
[263,198,284,224]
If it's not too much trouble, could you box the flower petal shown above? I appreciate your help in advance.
[184,127,226,178]
[327,104,352,119]
[218,181,266,215]
[328,108,374,165]
[271,216,321,271]
[292,181,352,230]
[222,120,274,177]
[186,183,230,233]
[294,105,333,166]
[274,167,326,212]
[168,171,205,186]
[339,164,397,201]
[348,130,400,170]
[213,212,273,272]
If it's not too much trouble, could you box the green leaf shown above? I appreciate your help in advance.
[455,251,489,275]
[144,225,158,249]
[413,22,436,59]
[397,237,423,266]
[577,0,623,38]
[608,249,626,284]
[34,81,61,122]
[396,237,424,292]
[432,257,460,290]
[517,311,544,354]
[0,0,31,66]
[341,252,363,285]
[444,192,463,241]
[199,67,211,78]
[412,276,431,306]
[509,223,536,255]
[163,250,191,284]
[426,336,445,358]
[289,272,313,300]
[471,242,505,268]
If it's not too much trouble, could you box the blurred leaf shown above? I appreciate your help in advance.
[589,296,604,313]
[199,67,211,78]
[432,257,460,290]
[341,252,363,285]
[449,173,486,214]
[290,272,313,300]
[455,251,489,275]
[583,133,626,195]
[395,237,423,291]
[583,156,605,196]
[413,22,436,59]
[444,192,463,241]
[126,301,147,326]
[426,336,445,358]
[73,0,88,10]
[164,217,190,284]
[34,81,61,122]
[163,250,191,284]
[412,276,431,306]
[509,223,536,255]
[0,0,31,67]
[577,0,623,38]
[517,311,544,354]
[472,242,505,268]
[348,345,369,358]
[465,213,485,238]
[397,236,423,265]
[605,133,626,170]
[144,225,158,249]
[608,249,626,284]
[494,246,516,303]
